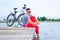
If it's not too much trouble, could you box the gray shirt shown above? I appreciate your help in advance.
[22,14,31,26]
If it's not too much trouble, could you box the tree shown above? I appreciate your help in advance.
[37,17,41,21]
[40,17,47,21]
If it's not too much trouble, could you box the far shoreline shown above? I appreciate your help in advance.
[40,21,60,22]
[0,21,60,23]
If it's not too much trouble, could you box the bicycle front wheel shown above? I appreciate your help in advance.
[6,14,15,26]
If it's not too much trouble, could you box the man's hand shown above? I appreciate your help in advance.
[33,22,37,25]
[35,21,40,24]
[28,19,40,25]
[37,21,40,24]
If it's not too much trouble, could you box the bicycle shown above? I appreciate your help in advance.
[6,4,26,26]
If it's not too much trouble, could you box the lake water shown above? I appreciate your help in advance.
[40,22,60,40]
[0,22,60,40]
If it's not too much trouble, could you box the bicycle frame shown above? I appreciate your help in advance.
[12,9,25,22]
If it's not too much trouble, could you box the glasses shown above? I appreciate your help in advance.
[27,10,31,13]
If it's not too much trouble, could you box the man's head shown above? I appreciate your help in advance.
[26,8,31,14]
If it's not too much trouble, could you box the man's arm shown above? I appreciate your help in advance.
[36,18,40,24]
[33,16,40,24]
[28,19,37,24]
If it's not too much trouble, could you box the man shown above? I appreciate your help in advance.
[22,8,40,40]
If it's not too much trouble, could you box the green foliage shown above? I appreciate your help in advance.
[37,17,41,21]
[37,16,60,21]
[40,17,47,21]
[37,16,47,21]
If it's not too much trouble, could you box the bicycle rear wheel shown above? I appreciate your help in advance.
[6,14,15,26]
[17,13,25,26]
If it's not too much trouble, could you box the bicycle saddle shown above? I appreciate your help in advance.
[14,8,18,10]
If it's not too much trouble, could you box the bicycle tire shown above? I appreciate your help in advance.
[17,13,25,26]
[6,14,15,26]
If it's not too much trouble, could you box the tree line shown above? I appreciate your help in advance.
[37,16,60,21]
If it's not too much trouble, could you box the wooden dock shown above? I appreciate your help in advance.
[0,27,35,40]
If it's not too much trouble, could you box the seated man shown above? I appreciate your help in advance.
[22,8,40,40]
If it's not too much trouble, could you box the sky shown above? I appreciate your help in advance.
[0,0,60,19]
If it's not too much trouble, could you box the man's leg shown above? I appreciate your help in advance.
[26,24,40,40]
[34,25,39,40]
